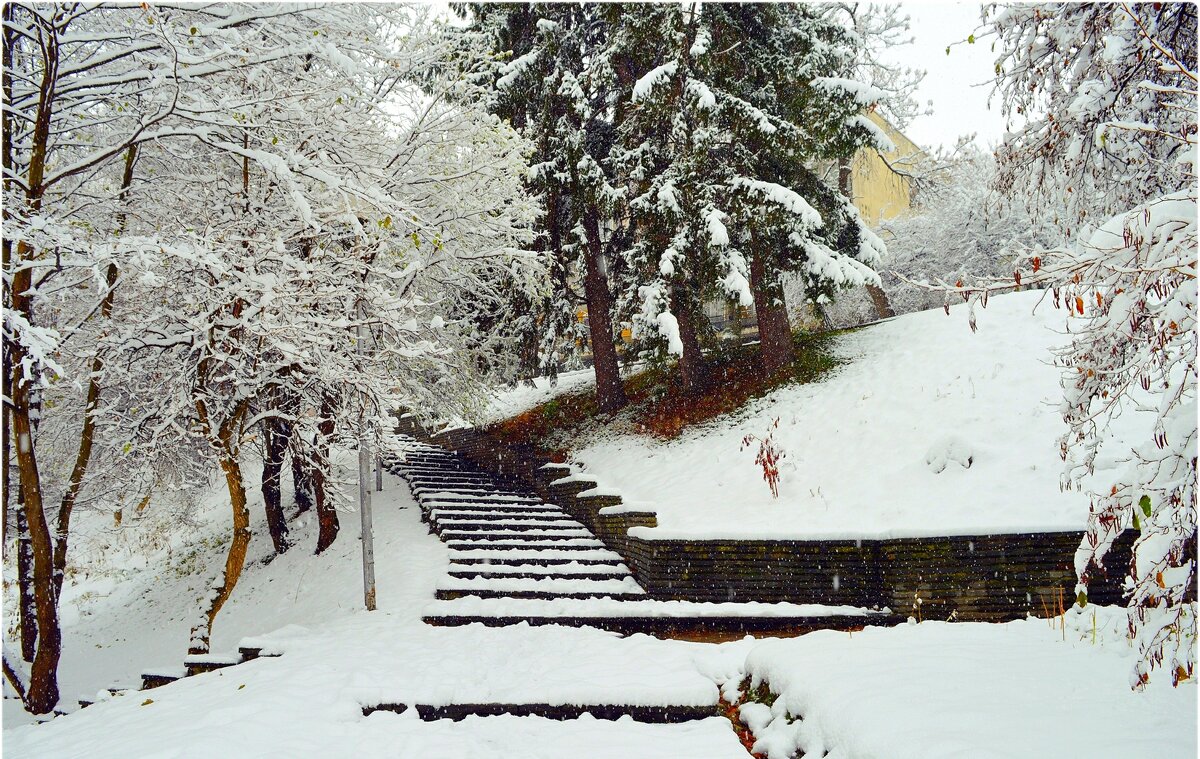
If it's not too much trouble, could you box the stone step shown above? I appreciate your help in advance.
[435,588,647,601]
[184,653,242,677]
[404,468,491,477]
[396,457,460,467]
[419,495,544,506]
[405,472,493,481]
[140,667,186,690]
[448,554,626,566]
[441,530,596,542]
[421,500,549,512]
[440,575,644,594]
[446,540,609,552]
[393,463,471,473]
[423,613,901,638]
[409,479,497,490]
[429,509,568,521]
[432,520,586,532]
[448,559,629,573]
[449,569,631,581]
[413,487,534,500]
[361,702,716,722]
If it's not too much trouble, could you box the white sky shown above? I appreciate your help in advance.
[885,2,1008,151]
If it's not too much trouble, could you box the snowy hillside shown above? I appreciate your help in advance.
[567,292,1153,539]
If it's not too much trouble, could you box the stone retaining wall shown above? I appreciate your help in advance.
[393,414,1136,621]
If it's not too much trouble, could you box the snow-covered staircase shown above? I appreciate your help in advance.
[391,436,901,638]
[393,441,647,602]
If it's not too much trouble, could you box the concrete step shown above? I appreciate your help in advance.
[449,569,631,581]
[424,612,904,639]
[428,509,568,521]
[412,487,534,500]
[448,554,627,566]
[405,472,493,482]
[441,530,596,542]
[140,667,186,690]
[448,545,619,557]
[419,495,544,506]
[432,520,586,532]
[435,588,647,601]
[446,539,609,551]
[184,653,242,677]
[361,702,717,722]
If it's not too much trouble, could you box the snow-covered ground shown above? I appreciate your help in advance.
[741,609,1197,759]
[563,292,1154,539]
[480,368,598,425]
[6,458,1195,757]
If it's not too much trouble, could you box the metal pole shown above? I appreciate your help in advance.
[375,454,383,492]
[357,298,377,611]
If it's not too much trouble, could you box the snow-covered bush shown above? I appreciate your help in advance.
[967,2,1197,687]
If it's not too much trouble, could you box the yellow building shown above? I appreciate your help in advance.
[847,109,926,226]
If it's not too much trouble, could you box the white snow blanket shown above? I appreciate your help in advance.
[570,291,1153,539]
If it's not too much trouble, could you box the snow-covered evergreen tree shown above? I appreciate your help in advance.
[611,3,888,385]
[463,3,630,412]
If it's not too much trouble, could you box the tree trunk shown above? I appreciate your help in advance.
[260,416,292,555]
[581,209,628,414]
[16,508,36,662]
[7,263,62,713]
[2,408,9,557]
[9,349,61,712]
[865,284,896,320]
[313,404,339,555]
[291,432,314,516]
[839,157,895,321]
[53,146,136,597]
[3,9,63,713]
[1,3,13,559]
[189,454,252,655]
[671,288,708,397]
[748,233,795,378]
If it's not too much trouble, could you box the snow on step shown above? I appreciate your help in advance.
[444,533,604,545]
[439,576,646,595]
[434,521,587,533]
[414,488,533,500]
[447,540,608,552]
[425,499,559,509]
[420,494,543,505]
[429,509,569,521]
[447,548,627,563]
[428,597,889,619]
[439,523,592,535]
[408,478,495,487]
[448,562,630,578]
[356,715,753,757]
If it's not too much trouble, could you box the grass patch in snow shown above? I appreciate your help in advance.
[488,331,844,455]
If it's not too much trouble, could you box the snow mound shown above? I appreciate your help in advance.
[924,435,974,473]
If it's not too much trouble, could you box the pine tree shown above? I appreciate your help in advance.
[612,3,888,386]
[465,4,630,413]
